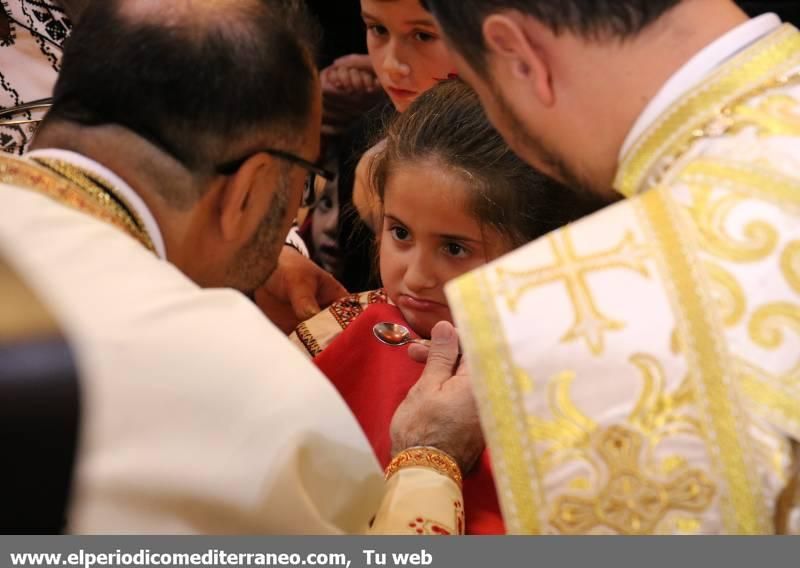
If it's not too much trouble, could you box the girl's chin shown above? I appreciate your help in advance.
[399,310,452,341]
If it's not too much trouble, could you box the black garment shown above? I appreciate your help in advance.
[306,0,367,68]
[738,1,800,26]
[336,101,394,293]
[0,257,80,534]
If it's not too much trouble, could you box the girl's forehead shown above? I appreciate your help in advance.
[384,165,476,223]
[385,160,469,201]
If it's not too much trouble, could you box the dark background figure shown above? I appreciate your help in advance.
[306,0,367,68]
[738,1,800,25]
[0,255,80,534]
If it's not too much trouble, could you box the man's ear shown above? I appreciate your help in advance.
[218,153,276,243]
[482,13,555,107]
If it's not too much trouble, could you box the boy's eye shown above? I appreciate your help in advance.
[367,24,388,37]
[444,242,469,258]
[390,226,410,241]
[414,31,437,42]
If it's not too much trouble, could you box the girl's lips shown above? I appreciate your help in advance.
[397,294,446,312]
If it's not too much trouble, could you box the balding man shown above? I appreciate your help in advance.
[0,0,481,533]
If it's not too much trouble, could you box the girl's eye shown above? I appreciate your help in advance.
[444,242,469,258]
[390,226,410,241]
[367,24,388,37]
[414,31,437,42]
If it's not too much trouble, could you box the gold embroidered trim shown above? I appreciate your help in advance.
[31,157,156,253]
[738,359,800,440]
[0,155,155,253]
[495,228,651,356]
[550,426,715,535]
[638,187,769,534]
[449,270,544,534]
[385,447,463,489]
[617,25,800,196]
[679,159,800,207]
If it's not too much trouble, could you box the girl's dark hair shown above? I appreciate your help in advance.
[370,80,607,249]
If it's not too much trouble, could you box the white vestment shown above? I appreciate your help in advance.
[0,150,462,534]
[447,15,800,534]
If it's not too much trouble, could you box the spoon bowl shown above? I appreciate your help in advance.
[372,322,431,348]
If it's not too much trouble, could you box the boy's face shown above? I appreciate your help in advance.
[379,160,507,338]
[361,0,456,112]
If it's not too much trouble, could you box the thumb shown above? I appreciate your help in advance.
[416,321,460,389]
[315,270,349,309]
[287,275,322,320]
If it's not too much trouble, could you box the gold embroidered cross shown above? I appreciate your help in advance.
[496,229,650,355]
[551,426,715,535]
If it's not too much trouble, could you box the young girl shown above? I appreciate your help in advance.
[292,81,606,535]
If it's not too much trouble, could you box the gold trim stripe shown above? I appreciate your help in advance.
[679,159,800,206]
[450,271,543,534]
[617,25,800,196]
[739,368,800,440]
[0,155,155,253]
[639,187,769,534]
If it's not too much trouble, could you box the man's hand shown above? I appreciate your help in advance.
[255,247,348,334]
[390,321,484,473]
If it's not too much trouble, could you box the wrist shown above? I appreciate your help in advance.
[385,446,463,489]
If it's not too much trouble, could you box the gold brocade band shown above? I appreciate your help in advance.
[638,187,768,534]
[0,155,156,254]
[385,447,463,489]
[616,24,800,196]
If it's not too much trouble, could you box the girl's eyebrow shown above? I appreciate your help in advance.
[384,213,408,225]
[438,233,482,244]
[386,214,482,243]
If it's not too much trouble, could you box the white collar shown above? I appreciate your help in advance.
[27,148,167,260]
[620,13,782,159]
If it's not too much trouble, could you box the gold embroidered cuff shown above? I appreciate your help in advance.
[385,447,463,489]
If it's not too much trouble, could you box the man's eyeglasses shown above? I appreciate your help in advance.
[217,148,335,208]
[0,98,53,126]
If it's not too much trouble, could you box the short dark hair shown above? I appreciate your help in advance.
[45,0,319,204]
[424,0,682,76]
[371,80,606,249]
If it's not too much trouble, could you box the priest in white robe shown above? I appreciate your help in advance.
[426,0,800,534]
[0,0,481,534]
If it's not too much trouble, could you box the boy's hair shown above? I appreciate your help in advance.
[422,0,682,79]
[370,80,608,249]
